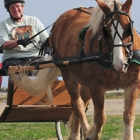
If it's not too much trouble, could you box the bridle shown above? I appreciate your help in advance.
[102,2,134,63]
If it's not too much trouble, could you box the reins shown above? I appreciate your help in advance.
[27,22,54,43]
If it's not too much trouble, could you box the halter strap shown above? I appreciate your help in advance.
[102,6,134,62]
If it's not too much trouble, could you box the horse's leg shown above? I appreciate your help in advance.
[123,87,139,140]
[87,87,106,140]
[60,69,90,140]
[68,85,91,140]
[80,85,91,112]
[68,113,81,140]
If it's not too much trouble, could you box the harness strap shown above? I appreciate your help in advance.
[26,23,54,43]
[74,7,94,15]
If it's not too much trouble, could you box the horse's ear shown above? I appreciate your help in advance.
[122,0,132,12]
[95,0,110,15]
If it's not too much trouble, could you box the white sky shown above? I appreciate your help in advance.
[0,0,139,87]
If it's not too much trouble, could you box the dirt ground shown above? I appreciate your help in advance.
[0,92,140,115]
[86,98,140,115]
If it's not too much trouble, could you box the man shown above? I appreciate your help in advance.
[0,0,49,70]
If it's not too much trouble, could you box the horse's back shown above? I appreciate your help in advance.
[50,7,93,57]
[54,7,93,26]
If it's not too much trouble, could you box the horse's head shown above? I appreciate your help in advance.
[96,0,133,73]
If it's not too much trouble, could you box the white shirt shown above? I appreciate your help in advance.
[0,15,49,62]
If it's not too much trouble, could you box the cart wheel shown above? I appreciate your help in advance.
[55,121,69,140]
[55,105,89,140]
[55,120,85,140]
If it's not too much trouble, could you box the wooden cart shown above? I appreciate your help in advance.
[0,69,73,139]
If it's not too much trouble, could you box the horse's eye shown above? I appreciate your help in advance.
[103,28,108,38]
[127,28,132,35]
[124,28,132,37]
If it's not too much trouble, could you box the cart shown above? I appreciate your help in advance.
[0,68,73,140]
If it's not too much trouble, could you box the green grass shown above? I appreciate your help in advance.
[0,122,57,140]
[0,115,140,140]
[101,115,140,140]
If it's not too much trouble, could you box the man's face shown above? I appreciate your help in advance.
[9,3,24,19]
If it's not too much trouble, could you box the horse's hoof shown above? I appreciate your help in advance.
[86,138,91,140]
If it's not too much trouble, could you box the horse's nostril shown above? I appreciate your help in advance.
[112,63,129,73]
[125,63,129,68]
[123,63,129,72]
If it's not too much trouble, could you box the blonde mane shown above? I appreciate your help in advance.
[87,0,122,36]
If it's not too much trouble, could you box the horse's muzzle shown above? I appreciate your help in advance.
[112,63,129,73]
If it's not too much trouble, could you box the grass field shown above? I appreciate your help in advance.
[0,115,140,140]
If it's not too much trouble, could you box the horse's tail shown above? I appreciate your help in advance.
[10,66,61,104]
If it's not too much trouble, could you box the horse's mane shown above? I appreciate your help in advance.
[87,0,122,36]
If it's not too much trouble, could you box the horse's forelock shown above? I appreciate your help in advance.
[87,0,122,36]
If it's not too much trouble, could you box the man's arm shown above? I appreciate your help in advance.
[2,40,18,50]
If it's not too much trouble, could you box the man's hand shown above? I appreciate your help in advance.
[17,39,32,47]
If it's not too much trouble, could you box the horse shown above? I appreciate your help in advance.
[48,0,140,139]
[9,0,140,139]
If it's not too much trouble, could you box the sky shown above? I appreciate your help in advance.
[0,0,140,87]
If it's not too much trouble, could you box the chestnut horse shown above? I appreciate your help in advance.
[49,0,140,139]
[9,0,140,139]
